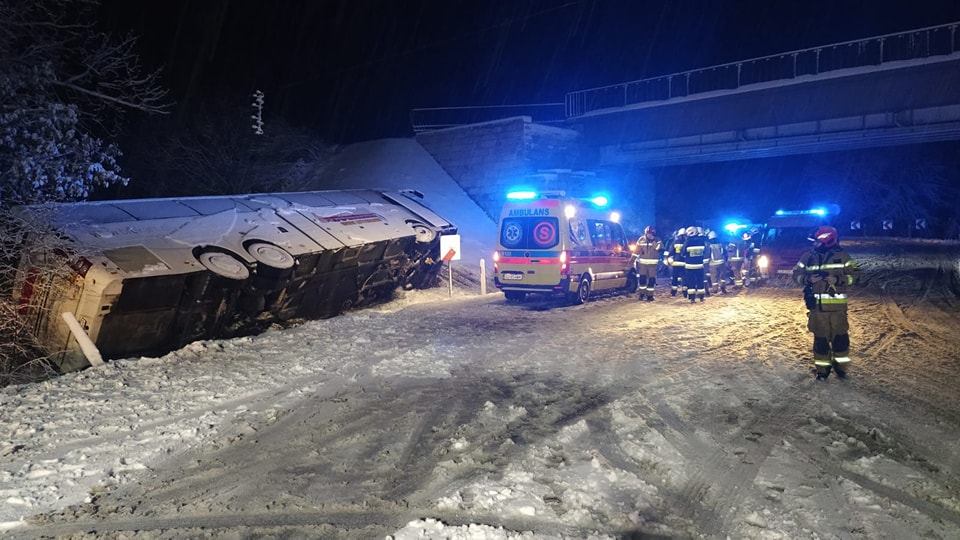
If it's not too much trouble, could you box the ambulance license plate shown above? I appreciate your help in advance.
[501,273,523,280]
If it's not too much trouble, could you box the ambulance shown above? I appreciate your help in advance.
[492,191,638,303]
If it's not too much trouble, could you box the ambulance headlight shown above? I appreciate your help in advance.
[564,204,577,219]
[609,211,621,223]
[757,255,769,269]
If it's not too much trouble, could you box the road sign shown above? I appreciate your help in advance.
[915,218,927,230]
[850,220,861,231]
[882,219,893,231]
[440,234,461,262]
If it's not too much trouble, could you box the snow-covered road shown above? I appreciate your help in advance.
[2,240,959,538]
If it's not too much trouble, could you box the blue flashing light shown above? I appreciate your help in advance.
[506,190,537,200]
[775,209,786,216]
[724,222,747,233]
[590,195,610,207]
[809,207,827,216]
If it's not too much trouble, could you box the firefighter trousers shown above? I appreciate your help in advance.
[638,263,657,298]
[685,266,705,299]
[807,308,851,370]
[708,263,724,293]
[729,260,744,287]
[670,264,684,296]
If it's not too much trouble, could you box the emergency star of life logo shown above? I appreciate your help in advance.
[503,222,523,244]
[533,220,557,246]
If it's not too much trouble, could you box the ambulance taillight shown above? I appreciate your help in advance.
[492,250,499,273]
[560,250,569,275]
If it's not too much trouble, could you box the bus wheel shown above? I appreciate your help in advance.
[197,250,250,280]
[574,277,591,305]
[247,242,296,285]
[504,290,526,302]
[625,271,639,294]
[408,221,437,243]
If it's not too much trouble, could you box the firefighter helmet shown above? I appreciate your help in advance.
[644,225,656,236]
[685,226,697,237]
[813,226,839,248]
[742,231,751,240]
[676,227,686,237]
[707,230,717,240]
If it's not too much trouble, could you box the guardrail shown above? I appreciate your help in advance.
[565,21,960,118]
[410,103,565,133]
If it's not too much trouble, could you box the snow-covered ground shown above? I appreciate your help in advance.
[2,239,959,538]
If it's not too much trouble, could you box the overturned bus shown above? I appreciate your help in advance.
[12,190,456,371]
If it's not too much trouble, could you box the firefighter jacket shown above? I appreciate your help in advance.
[667,235,686,267]
[792,246,861,312]
[727,241,747,263]
[635,235,662,266]
[707,241,725,266]
[682,235,707,269]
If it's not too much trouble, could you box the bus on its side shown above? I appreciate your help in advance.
[492,191,637,304]
[13,189,455,372]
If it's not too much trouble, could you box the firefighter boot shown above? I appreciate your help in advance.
[815,365,832,380]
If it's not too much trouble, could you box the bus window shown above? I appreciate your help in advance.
[115,200,199,220]
[57,204,135,225]
[279,193,336,208]
[180,198,245,216]
[322,192,367,205]
[500,217,560,250]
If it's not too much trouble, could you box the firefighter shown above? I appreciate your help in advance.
[742,229,761,287]
[634,225,662,301]
[665,227,686,297]
[726,239,745,289]
[792,226,861,380]
[700,228,712,296]
[706,230,727,294]
[682,226,707,303]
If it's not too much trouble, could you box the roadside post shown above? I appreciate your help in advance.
[480,258,487,295]
[440,234,461,297]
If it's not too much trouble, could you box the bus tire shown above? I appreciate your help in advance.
[197,250,250,281]
[504,290,526,302]
[246,242,295,271]
[573,276,591,305]
[407,221,437,244]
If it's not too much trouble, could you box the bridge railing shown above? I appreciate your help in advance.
[410,103,565,133]
[565,21,960,118]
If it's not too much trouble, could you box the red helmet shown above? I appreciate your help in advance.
[813,226,839,247]
[644,225,656,236]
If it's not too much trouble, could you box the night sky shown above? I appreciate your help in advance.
[99,0,960,142]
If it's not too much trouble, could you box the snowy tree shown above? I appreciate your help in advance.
[0,0,167,383]
[0,0,168,205]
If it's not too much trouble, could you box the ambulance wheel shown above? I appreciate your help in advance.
[625,271,639,294]
[504,291,527,302]
[574,277,591,305]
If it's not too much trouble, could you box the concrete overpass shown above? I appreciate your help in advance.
[562,22,960,167]
[412,22,960,223]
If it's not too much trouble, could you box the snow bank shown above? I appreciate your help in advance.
[309,138,497,272]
